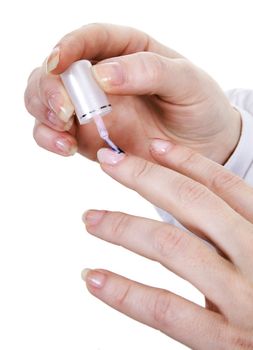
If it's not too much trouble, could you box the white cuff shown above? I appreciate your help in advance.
[224,107,253,179]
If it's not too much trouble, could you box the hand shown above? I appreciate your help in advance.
[82,140,253,349]
[24,23,241,163]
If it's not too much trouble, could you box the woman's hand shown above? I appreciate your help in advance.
[24,23,241,163]
[82,140,253,349]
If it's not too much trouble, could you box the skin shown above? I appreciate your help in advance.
[24,23,241,163]
[24,23,252,348]
[83,141,253,349]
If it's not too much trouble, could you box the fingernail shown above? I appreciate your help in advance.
[47,110,60,126]
[48,94,74,123]
[97,148,126,165]
[81,268,91,281]
[92,62,124,89]
[83,210,106,226]
[150,139,173,155]
[46,47,60,73]
[64,117,74,131]
[47,111,73,131]
[55,139,78,156]
[81,269,106,289]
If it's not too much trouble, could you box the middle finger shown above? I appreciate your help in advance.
[96,148,253,271]
[83,210,242,318]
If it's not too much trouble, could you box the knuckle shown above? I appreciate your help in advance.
[114,282,132,308]
[84,22,107,33]
[24,70,44,113]
[176,148,201,171]
[24,93,40,116]
[210,324,229,349]
[152,291,174,328]
[176,178,210,205]
[61,24,109,57]
[110,213,130,242]
[219,274,253,331]
[27,67,40,83]
[24,91,33,113]
[59,29,80,45]
[236,280,253,325]
[133,160,156,181]
[38,73,49,97]
[37,73,45,97]
[178,59,200,84]
[25,94,44,119]
[181,60,194,75]
[139,53,164,92]
[210,169,243,193]
[38,73,58,100]
[153,226,188,259]
[81,22,103,31]
[229,330,253,349]
[32,122,40,143]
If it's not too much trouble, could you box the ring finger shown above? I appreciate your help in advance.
[83,210,252,325]
[24,66,74,131]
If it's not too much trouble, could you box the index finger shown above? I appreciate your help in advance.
[47,23,182,74]
[96,148,253,272]
[150,139,253,223]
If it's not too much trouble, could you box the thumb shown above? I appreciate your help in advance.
[92,52,198,99]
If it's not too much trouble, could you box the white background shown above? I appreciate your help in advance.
[0,1,252,349]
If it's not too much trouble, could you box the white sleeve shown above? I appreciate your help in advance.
[225,89,253,186]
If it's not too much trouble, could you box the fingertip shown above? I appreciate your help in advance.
[46,47,60,74]
[97,148,126,165]
[82,209,107,228]
[81,269,107,289]
[81,268,91,282]
[63,116,75,131]
[33,122,78,157]
[55,139,78,156]
[46,34,85,75]
[150,139,174,156]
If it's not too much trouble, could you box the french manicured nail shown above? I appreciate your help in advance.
[81,269,106,288]
[64,117,74,131]
[46,47,60,73]
[48,94,74,123]
[81,268,91,281]
[55,138,77,156]
[150,139,173,155]
[83,210,106,226]
[47,110,73,131]
[92,62,124,88]
[97,148,125,165]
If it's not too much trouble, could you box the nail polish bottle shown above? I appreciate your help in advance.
[61,60,123,153]
[60,60,112,124]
